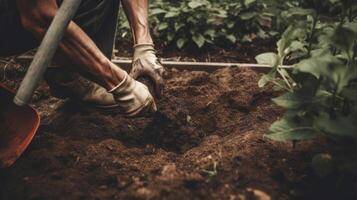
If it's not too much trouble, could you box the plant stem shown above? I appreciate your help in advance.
[346,41,357,69]
[313,77,322,96]
[307,13,319,56]
[353,42,357,62]
[330,83,339,118]
[330,7,348,111]
[348,7,353,22]
[272,80,292,92]
[340,6,346,25]
[277,68,292,90]
[332,11,348,57]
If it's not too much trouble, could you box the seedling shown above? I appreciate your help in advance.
[203,161,218,181]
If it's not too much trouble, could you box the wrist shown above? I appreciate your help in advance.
[133,43,156,60]
[134,33,153,45]
[108,70,129,93]
[133,43,154,49]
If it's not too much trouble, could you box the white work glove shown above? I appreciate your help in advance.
[130,43,165,98]
[110,71,157,117]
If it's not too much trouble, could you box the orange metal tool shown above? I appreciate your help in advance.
[0,84,40,168]
[0,0,82,168]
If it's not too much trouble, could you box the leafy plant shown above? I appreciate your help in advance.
[256,0,357,180]
[117,0,290,49]
[256,0,357,142]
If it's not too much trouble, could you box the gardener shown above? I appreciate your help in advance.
[0,0,164,116]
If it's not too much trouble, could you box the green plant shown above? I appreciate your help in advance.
[257,0,357,178]
[203,161,218,181]
[117,0,289,49]
[256,0,357,142]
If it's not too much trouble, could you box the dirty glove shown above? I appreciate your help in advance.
[130,43,165,98]
[110,71,157,117]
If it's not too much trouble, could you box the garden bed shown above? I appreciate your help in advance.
[1,64,355,200]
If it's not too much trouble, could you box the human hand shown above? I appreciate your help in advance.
[130,44,165,98]
[111,71,157,117]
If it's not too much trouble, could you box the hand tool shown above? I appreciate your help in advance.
[0,0,82,167]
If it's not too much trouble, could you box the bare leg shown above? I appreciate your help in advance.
[121,0,153,44]
[16,0,125,91]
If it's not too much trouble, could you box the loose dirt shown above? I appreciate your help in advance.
[0,67,356,200]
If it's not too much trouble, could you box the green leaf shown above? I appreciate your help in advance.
[277,25,307,57]
[176,38,187,49]
[188,1,205,9]
[192,34,206,48]
[257,29,269,39]
[317,27,335,48]
[265,117,319,142]
[288,41,306,53]
[164,11,179,18]
[294,50,341,79]
[150,8,166,15]
[272,79,290,91]
[227,21,235,29]
[240,12,256,20]
[204,29,216,38]
[272,90,332,109]
[258,69,277,88]
[295,49,355,93]
[314,112,357,138]
[158,22,169,31]
[174,23,184,31]
[285,7,315,17]
[166,32,174,42]
[242,34,253,43]
[214,10,228,18]
[255,52,278,66]
[226,34,237,43]
[344,22,357,34]
[244,0,257,6]
[332,25,357,54]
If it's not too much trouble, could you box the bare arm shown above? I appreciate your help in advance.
[121,0,153,44]
[120,0,165,98]
[16,0,126,91]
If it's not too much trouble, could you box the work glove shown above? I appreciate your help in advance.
[110,71,157,117]
[130,43,165,98]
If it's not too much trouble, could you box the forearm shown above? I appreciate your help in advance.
[16,0,125,91]
[121,0,153,44]
[29,20,125,90]
[57,21,125,90]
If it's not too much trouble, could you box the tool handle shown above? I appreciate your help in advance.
[14,0,82,106]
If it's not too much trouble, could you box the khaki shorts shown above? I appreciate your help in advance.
[0,0,119,58]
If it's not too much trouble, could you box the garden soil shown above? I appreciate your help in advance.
[0,66,356,200]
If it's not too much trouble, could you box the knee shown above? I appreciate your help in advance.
[20,5,57,36]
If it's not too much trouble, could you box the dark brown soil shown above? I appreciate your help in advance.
[116,39,276,64]
[0,64,356,200]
